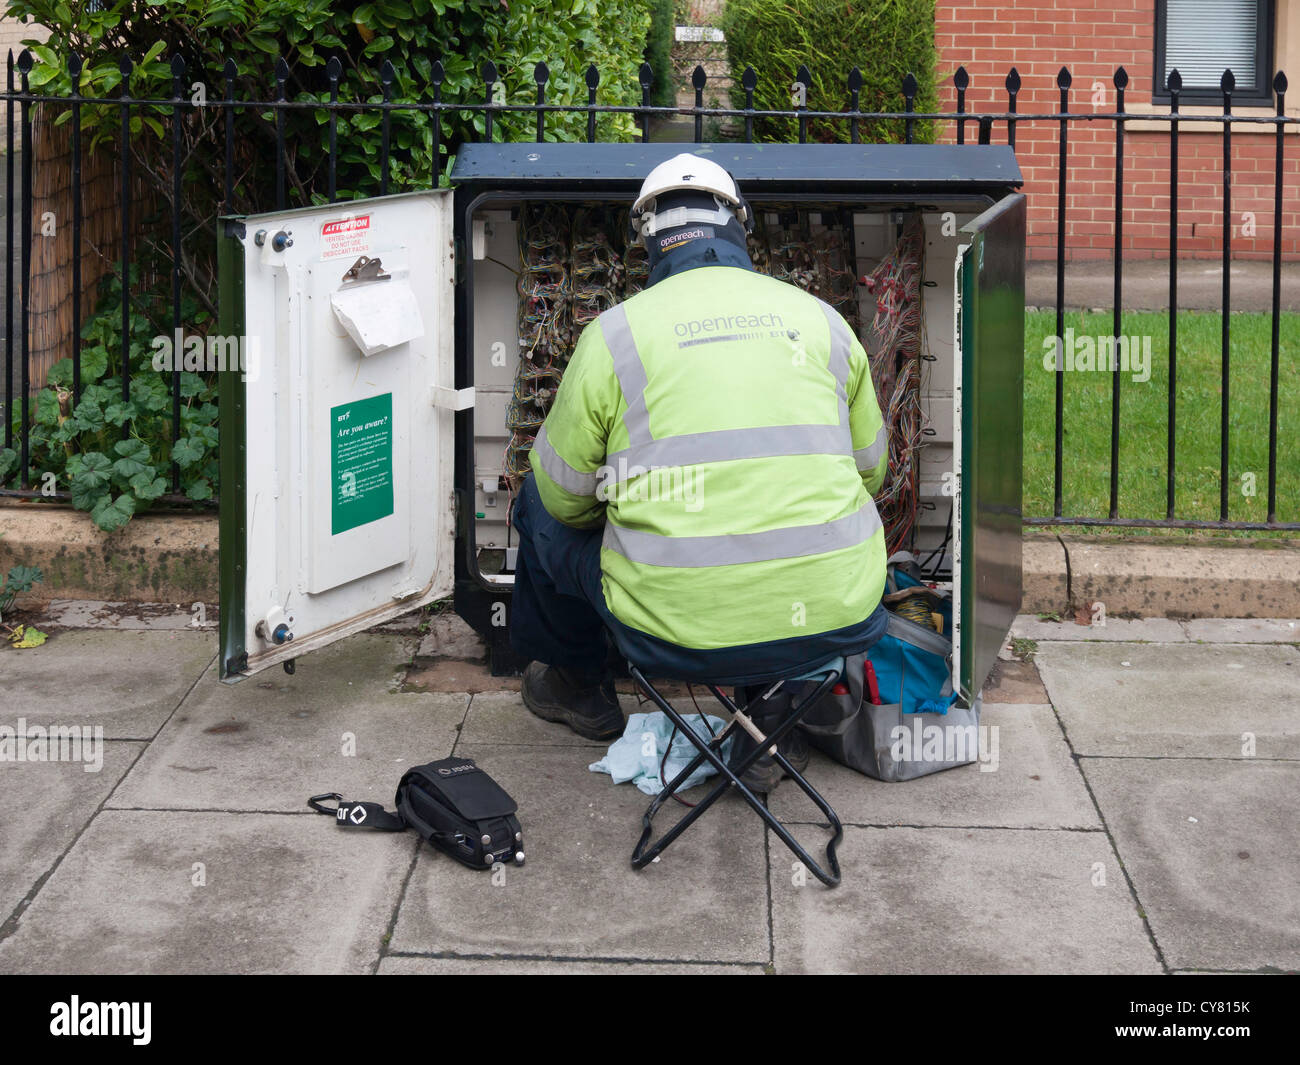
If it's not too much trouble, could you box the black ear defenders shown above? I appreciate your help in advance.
[724,169,755,234]
[629,174,755,245]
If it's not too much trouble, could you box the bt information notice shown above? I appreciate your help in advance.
[331,392,394,535]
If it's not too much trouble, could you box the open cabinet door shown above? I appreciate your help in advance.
[954,193,1026,702]
[217,191,466,681]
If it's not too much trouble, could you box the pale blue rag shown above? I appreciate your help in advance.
[589,711,733,796]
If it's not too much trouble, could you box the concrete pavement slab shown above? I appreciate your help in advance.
[1,630,216,739]
[1036,642,1300,758]
[415,614,486,660]
[458,690,608,747]
[0,742,143,925]
[458,690,708,748]
[402,658,522,694]
[769,703,1101,830]
[1081,758,1300,972]
[770,825,1161,974]
[36,600,214,631]
[366,613,426,635]
[389,744,770,963]
[108,635,466,813]
[1026,257,1300,314]
[980,659,1051,703]
[403,662,716,699]
[1183,619,1300,644]
[0,810,413,974]
[1011,616,1188,643]
[378,956,765,974]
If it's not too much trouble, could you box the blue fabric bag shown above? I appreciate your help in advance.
[799,554,980,782]
[866,614,961,717]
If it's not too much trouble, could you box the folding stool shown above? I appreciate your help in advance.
[626,657,846,887]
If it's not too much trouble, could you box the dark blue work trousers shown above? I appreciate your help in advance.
[508,475,888,687]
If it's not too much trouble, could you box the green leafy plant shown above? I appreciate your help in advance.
[0,564,43,618]
[1010,637,1038,662]
[3,266,220,531]
[720,0,938,145]
[0,564,46,647]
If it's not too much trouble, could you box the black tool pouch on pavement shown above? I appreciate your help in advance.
[309,757,523,870]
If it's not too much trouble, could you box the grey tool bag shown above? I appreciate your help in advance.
[799,612,983,782]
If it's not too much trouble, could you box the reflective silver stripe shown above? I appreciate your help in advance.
[604,423,851,483]
[818,299,852,404]
[531,425,599,497]
[602,498,883,568]
[854,424,889,471]
[816,300,853,440]
[600,304,652,445]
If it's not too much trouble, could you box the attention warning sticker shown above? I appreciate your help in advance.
[320,214,372,260]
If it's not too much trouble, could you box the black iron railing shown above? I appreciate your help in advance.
[1,52,1297,531]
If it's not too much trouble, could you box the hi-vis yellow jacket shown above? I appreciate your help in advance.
[530,263,889,651]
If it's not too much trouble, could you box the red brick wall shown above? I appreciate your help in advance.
[935,0,1300,260]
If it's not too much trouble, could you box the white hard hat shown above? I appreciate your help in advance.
[631,152,750,238]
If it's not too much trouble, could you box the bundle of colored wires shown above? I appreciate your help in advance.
[813,226,861,337]
[620,209,650,296]
[505,204,651,491]
[746,223,773,275]
[770,232,817,291]
[861,215,926,555]
[507,205,571,487]
[570,207,623,331]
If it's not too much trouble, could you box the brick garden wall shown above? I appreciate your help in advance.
[936,0,1300,260]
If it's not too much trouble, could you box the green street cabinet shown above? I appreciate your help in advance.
[217,142,1025,708]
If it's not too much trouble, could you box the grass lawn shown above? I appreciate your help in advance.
[1022,309,1299,530]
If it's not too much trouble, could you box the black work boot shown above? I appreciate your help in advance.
[727,689,811,794]
[521,662,624,741]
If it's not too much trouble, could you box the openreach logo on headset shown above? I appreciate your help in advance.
[50,997,151,1046]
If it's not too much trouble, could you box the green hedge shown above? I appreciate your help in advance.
[721,0,938,144]
[644,0,676,108]
[2,0,655,528]
[10,0,654,202]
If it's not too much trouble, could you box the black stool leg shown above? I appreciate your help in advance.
[628,682,760,867]
[708,682,842,885]
[627,665,843,887]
